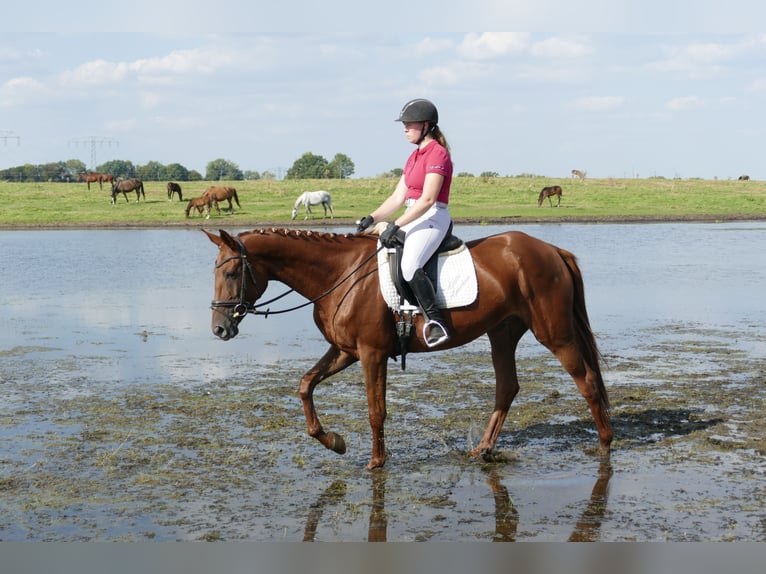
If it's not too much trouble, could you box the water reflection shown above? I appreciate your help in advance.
[301,459,613,542]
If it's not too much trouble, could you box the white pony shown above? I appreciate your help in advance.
[291,190,334,220]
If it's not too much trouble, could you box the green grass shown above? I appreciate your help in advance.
[1,176,764,227]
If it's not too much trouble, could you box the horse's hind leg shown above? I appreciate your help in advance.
[298,346,359,457]
[471,317,528,459]
[550,342,612,453]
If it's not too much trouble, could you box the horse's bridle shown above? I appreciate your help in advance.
[209,234,383,321]
[209,236,292,321]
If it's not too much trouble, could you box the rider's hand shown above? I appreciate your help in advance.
[379,223,401,248]
[356,215,374,232]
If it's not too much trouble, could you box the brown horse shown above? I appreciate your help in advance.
[111,178,145,204]
[738,175,750,181]
[204,186,240,215]
[78,172,103,191]
[538,185,562,207]
[185,196,210,218]
[99,173,114,187]
[167,181,183,201]
[206,227,612,470]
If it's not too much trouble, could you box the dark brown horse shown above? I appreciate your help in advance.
[738,175,750,181]
[206,227,612,470]
[111,178,145,204]
[185,196,210,218]
[538,185,562,207]
[203,186,240,215]
[167,181,183,201]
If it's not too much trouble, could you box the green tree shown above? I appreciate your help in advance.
[328,153,354,179]
[137,161,167,181]
[287,152,329,179]
[166,163,190,181]
[65,159,87,180]
[205,158,243,181]
[243,170,261,180]
[98,160,136,179]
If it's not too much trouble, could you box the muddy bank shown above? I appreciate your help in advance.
[1,320,764,541]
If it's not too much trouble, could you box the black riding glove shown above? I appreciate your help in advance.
[356,215,374,232]
[379,223,401,248]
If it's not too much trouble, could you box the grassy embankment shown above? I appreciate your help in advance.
[0,176,764,228]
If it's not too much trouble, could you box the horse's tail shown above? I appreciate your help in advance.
[232,189,240,207]
[557,248,610,412]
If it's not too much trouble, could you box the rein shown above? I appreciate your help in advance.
[210,234,383,320]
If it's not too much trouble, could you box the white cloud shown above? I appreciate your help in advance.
[530,36,592,59]
[0,76,47,107]
[412,37,454,57]
[665,96,704,111]
[457,32,529,60]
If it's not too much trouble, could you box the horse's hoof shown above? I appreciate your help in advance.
[328,432,346,454]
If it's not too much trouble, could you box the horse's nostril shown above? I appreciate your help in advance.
[213,326,226,338]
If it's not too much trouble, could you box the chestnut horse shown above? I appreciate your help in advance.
[185,196,210,218]
[538,185,562,207]
[78,172,102,191]
[205,227,612,470]
[204,186,240,215]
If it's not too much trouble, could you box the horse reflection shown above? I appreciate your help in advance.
[303,473,387,542]
[568,459,613,542]
[302,459,612,541]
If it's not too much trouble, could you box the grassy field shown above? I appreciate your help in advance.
[1,176,764,228]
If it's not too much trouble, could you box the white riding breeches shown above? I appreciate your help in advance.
[399,201,451,281]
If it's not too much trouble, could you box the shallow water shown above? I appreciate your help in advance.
[0,222,765,541]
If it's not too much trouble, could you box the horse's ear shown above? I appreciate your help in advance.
[202,229,223,248]
[218,229,240,250]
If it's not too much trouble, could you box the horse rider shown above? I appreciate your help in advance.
[357,98,453,347]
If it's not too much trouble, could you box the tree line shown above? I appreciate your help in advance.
[1,152,356,183]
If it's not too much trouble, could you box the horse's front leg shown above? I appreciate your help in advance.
[299,346,358,456]
[360,348,389,470]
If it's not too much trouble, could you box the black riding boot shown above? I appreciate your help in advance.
[407,268,450,348]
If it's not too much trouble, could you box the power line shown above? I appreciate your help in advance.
[1,130,21,146]
[68,136,119,170]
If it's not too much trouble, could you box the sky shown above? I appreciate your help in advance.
[2,4,765,180]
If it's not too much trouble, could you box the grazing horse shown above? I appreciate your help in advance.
[292,190,334,220]
[167,181,183,201]
[538,185,563,207]
[206,227,612,470]
[204,186,240,215]
[185,196,211,218]
[571,169,586,181]
[738,175,750,181]
[111,178,145,204]
[78,173,103,191]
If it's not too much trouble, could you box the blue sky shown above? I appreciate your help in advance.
[2,7,765,180]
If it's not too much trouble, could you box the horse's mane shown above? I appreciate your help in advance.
[241,227,376,243]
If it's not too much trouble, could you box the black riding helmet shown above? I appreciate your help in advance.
[396,98,438,144]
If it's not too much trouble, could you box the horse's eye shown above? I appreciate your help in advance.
[224,271,238,280]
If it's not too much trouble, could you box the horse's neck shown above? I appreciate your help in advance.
[245,231,368,299]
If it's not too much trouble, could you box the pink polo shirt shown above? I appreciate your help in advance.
[403,140,452,204]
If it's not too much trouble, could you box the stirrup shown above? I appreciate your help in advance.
[423,320,449,348]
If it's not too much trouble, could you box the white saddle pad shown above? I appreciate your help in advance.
[377,242,478,311]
